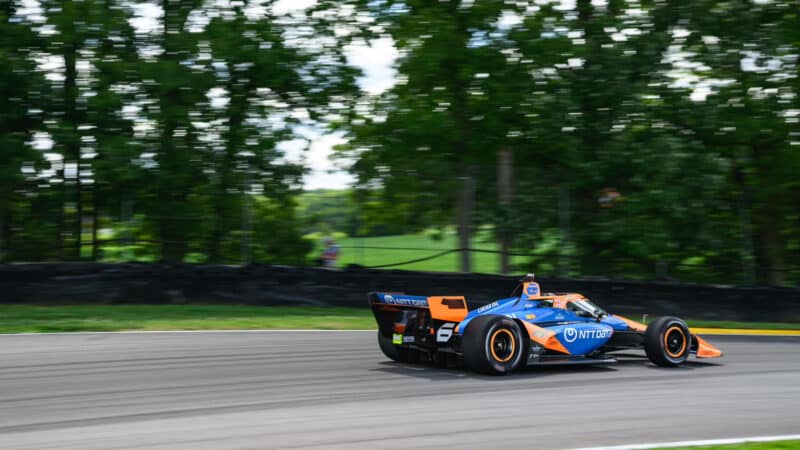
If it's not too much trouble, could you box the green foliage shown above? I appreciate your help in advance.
[1,0,799,285]
[0,3,48,261]
[0,0,358,265]
[337,0,800,285]
[297,189,358,235]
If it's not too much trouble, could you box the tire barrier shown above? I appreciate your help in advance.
[1,263,798,322]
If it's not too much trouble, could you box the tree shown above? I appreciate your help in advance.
[0,1,48,261]
[341,0,515,272]
[127,0,212,262]
[680,0,800,284]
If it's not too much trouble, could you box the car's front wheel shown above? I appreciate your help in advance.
[644,316,691,367]
[462,315,526,375]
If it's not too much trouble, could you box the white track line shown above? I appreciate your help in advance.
[569,434,800,450]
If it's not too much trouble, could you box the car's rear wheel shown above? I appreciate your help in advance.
[644,316,691,366]
[462,315,525,375]
[377,331,420,363]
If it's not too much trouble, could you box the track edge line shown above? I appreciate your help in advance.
[568,434,800,450]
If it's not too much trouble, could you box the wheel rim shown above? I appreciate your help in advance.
[664,326,687,358]
[489,328,515,363]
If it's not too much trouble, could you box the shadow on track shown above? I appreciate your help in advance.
[371,353,723,381]
[371,360,620,381]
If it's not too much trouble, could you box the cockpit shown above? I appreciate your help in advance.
[566,298,607,319]
[524,296,607,319]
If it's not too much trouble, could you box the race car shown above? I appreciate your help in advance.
[369,274,722,374]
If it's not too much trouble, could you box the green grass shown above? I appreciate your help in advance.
[0,305,375,333]
[331,230,528,273]
[657,440,800,450]
[0,305,798,334]
[686,320,800,330]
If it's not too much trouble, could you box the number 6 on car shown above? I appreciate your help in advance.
[436,323,455,343]
[370,274,722,374]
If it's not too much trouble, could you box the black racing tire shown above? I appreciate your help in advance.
[462,315,525,375]
[377,331,420,363]
[644,316,691,367]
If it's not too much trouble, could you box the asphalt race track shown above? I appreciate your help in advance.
[1,331,799,450]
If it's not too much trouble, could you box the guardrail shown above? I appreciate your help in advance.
[1,263,799,322]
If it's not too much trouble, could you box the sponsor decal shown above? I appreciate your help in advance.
[525,314,537,320]
[526,283,540,296]
[506,313,517,319]
[528,344,543,362]
[382,294,428,307]
[476,301,499,313]
[403,336,415,343]
[392,333,403,344]
[555,313,565,321]
[563,327,612,343]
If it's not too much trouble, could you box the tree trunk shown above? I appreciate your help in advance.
[733,166,756,285]
[211,81,248,263]
[759,220,786,286]
[56,191,66,260]
[575,0,605,276]
[497,148,513,274]
[457,172,474,273]
[157,0,189,264]
[558,184,571,277]
[64,44,82,260]
[241,178,252,265]
[448,9,472,274]
[157,122,188,263]
[160,220,188,263]
[91,182,99,261]
[0,205,9,262]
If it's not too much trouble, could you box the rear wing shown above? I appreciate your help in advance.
[369,292,469,341]
[369,293,469,322]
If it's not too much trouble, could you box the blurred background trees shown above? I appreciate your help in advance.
[0,0,798,286]
[0,0,356,265]
[338,0,799,285]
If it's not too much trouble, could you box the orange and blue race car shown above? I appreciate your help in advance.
[369,274,723,374]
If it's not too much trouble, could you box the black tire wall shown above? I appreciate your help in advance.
[1,264,799,322]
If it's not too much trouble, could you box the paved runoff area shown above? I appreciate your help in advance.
[1,331,798,449]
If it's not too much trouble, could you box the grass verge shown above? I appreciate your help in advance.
[682,320,800,330]
[0,305,375,333]
[1,305,799,334]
